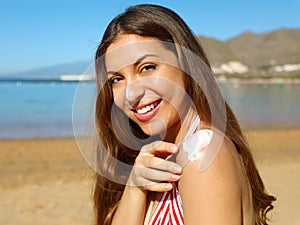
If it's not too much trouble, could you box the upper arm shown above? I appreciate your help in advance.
[178,138,243,225]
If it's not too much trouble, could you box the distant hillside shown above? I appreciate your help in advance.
[1,28,299,80]
[198,36,235,65]
[198,28,300,72]
[0,60,92,79]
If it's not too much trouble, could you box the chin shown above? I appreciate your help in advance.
[140,118,167,137]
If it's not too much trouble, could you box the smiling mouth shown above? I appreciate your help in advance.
[132,99,162,114]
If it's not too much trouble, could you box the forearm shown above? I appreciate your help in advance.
[112,185,147,225]
[111,141,181,224]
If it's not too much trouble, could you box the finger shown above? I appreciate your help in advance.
[144,182,174,192]
[136,154,182,174]
[135,167,181,182]
[130,176,174,192]
[141,141,178,157]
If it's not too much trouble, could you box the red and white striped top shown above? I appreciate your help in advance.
[148,117,214,225]
[148,183,184,225]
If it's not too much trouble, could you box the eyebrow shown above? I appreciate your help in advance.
[106,54,158,75]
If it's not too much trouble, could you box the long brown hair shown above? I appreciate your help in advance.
[93,4,275,225]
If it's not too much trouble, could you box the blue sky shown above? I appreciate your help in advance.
[1,0,299,73]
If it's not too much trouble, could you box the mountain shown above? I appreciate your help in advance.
[1,28,299,80]
[198,28,300,72]
[198,36,235,65]
[0,60,92,80]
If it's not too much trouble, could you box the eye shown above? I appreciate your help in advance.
[108,76,124,85]
[141,64,157,73]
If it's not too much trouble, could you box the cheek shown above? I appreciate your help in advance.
[112,88,125,110]
[157,74,186,104]
[164,85,189,117]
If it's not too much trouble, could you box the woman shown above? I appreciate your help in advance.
[92,4,275,225]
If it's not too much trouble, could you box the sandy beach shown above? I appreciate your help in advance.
[0,129,299,225]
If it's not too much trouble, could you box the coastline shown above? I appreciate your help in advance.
[1,128,299,225]
[1,77,300,84]
[217,77,300,84]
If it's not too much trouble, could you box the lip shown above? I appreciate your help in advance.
[132,99,162,122]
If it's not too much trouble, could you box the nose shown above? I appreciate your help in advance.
[125,81,145,106]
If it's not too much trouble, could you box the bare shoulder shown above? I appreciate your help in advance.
[177,134,246,225]
[179,133,243,181]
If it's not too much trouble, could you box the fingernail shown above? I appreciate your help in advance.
[171,174,180,180]
[165,183,173,190]
[170,144,178,152]
[172,166,182,173]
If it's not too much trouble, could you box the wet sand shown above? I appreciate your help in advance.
[0,129,299,225]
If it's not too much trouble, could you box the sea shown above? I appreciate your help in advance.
[0,80,299,139]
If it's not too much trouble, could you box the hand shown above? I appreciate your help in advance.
[128,141,183,192]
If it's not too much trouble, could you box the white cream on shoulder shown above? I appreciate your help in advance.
[181,115,214,162]
[182,129,214,161]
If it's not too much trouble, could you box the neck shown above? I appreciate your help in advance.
[162,108,199,144]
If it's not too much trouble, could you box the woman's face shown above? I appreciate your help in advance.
[105,34,189,137]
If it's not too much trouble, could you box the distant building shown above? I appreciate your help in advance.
[212,61,249,74]
[59,74,94,81]
[273,64,300,73]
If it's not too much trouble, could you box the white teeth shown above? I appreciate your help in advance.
[136,103,156,114]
